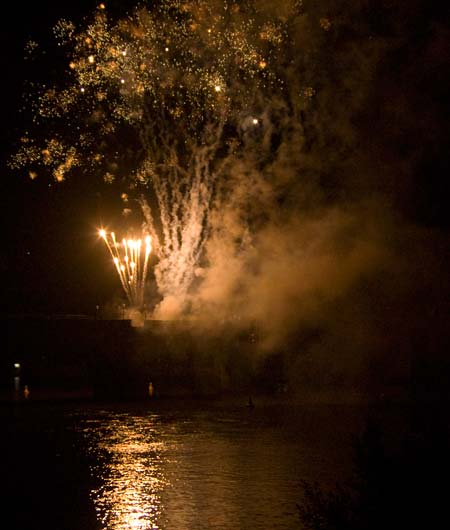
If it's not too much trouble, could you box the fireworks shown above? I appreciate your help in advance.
[99,229,152,307]
[13,0,286,177]
[12,0,295,317]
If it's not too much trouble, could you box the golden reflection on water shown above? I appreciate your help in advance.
[89,416,169,530]
[75,404,356,529]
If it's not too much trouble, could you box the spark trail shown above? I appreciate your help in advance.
[99,229,152,307]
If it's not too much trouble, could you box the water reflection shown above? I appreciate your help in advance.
[87,415,169,530]
[73,403,362,530]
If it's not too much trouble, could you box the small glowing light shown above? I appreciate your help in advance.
[69,62,76,69]
[207,28,212,33]
[80,87,85,93]
[214,85,221,92]
[99,229,106,238]
[88,55,95,64]
[320,18,332,31]
[120,78,125,84]
[98,3,105,9]
[252,118,259,124]
[122,50,127,56]
[113,257,119,264]
[259,60,267,69]
[165,47,169,52]
[14,363,20,369]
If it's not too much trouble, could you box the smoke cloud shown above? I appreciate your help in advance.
[173,0,450,391]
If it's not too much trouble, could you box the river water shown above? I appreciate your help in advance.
[3,399,370,529]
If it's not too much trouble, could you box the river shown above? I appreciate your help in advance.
[2,398,371,529]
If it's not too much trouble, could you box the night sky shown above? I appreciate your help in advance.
[1,0,135,314]
[1,0,449,358]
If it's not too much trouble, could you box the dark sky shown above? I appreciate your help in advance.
[1,0,449,320]
[0,0,124,315]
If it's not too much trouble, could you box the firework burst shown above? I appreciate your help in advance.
[99,229,152,307]
[12,0,296,316]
